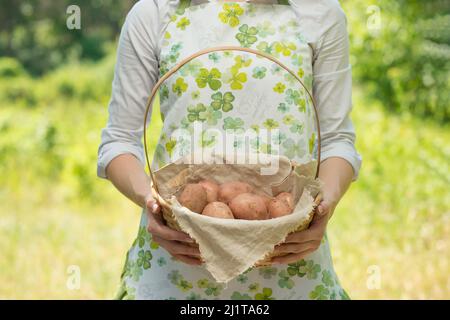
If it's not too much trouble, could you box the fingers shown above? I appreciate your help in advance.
[272,240,320,255]
[316,198,336,220]
[309,208,330,228]
[284,227,322,243]
[172,254,203,266]
[152,235,201,257]
[271,248,316,265]
[146,196,161,215]
[147,214,195,243]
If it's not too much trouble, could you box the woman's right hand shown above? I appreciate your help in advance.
[145,194,203,266]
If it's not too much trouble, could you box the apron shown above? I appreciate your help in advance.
[115,0,350,300]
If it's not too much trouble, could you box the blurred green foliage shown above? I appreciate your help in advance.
[343,0,450,122]
[0,0,136,75]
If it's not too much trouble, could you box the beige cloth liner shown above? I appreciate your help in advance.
[153,152,322,283]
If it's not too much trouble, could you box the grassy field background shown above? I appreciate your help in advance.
[0,56,448,298]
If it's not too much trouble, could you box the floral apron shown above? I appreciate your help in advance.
[116,0,350,300]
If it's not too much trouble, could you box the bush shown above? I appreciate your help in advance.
[0,57,27,78]
[343,0,450,123]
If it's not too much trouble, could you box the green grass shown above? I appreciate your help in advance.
[0,74,448,299]
[330,90,449,299]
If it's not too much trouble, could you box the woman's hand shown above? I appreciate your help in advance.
[270,157,355,265]
[145,194,203,266]
[270,198,336,265]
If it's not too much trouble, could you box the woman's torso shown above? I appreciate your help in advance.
[116,0,349,300]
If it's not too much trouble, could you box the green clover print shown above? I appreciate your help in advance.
[292,53,303,67]
[200,130,219,148]
[298,98,307,113]
[198,105,222,125]
[187,103,207,122]
[172,77,188,96]
[283,115,295,125]
[129,262,143,282]
[186,292,202,300]
[330,291,337,300]
[177,279,193,292]
[223,116,245,131]
[278,270,295,289]
[252,66,267,79]
[234,55,253,68]
[176,17,190,30]
[255,288,275,300]
[285,88,302,105]
[165,138,177,157]
[135,226,150,248]
[197,278,209,289]
[248,283,260,292]
[205,283,223,296]
[274,41,297,56]
[150,239,159,249]
[299,260,321,280]
[211,91,235,112]
[157,257,167,267]
[196,68,222,90]
[236,274,248,284]
[219,3,244,27]
[256,41,278,57]
[322,270,335,287]
[282,138,307,159]
[273,82,286,94]
[231,292,252,300]
[256,21,276,38]
[224,65,247,90]
[160,84,169,103]
[309,285,330,300]
[136,249,152,270]
[289,120,304,134]
[263,118,279,130]
[309,133,316,154]
[236,24,258,47]
[272,131,287,145]
[287,259,307,277]
[208,52,220,63]
[277,102,289,113]
[180,60,202,77]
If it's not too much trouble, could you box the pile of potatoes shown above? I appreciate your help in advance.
[177,179,295,220]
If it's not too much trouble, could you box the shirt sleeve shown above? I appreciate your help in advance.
[97,0,161,179]
[312,2,362,180]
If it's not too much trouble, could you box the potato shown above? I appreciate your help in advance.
[257,193,273,208]
[218,181,254,204]
[202,202,234,219]
[198,179,220,203]
[178,183,207,213]
[275,192,295,210]
[229,193,269,220]
[269,192,295,218]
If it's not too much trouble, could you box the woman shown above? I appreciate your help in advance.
[97,0,362,300]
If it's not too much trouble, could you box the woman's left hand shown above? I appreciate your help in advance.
[270,198,336,265]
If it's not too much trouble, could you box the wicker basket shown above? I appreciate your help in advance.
[143,46,323,267]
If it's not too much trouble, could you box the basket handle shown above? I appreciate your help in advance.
[143,46,322,195]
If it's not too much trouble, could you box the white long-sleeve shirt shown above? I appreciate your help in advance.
[97,0,362,180]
